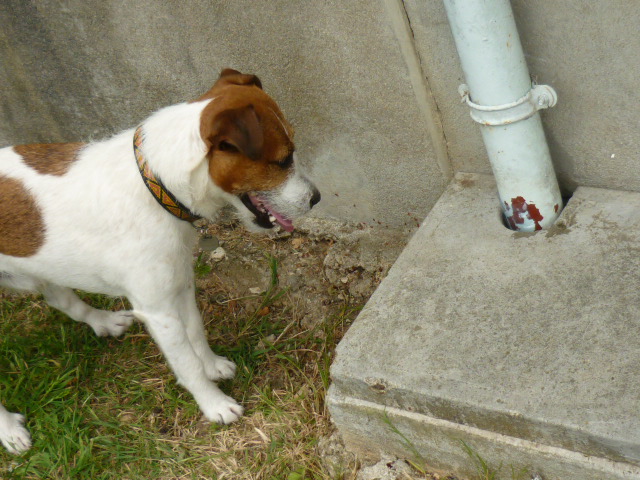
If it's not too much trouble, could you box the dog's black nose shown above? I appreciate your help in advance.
[310,188,321,208]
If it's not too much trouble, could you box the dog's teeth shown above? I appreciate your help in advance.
[269,215,276,223]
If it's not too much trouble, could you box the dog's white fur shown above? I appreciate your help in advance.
[0,98,318,454]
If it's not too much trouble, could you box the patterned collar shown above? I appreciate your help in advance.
[133,126,201,223]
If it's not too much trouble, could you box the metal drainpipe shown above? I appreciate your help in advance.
[443,0,562,231]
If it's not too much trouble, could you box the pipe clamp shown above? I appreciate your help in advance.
[458,83,557,126]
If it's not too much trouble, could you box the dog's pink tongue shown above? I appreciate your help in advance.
[272,211,294,232]
[250,194,295,232]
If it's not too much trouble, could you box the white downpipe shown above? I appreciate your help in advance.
[443,0,562,231]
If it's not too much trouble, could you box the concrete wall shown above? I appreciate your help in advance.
[0,0,449,229]
[1,0,639,226]
[404,0,640,194]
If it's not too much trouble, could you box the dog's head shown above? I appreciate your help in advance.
[196,69,320,232]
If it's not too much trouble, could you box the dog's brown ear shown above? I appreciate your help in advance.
[207,105,264,161]
[215,68,263,89]
[193,69,263,102]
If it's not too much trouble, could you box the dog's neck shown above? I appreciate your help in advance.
[133,126,201,223]
[134,100,219,221]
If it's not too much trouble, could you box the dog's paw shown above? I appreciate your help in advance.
[202,355,237,381]
[0,412,31,455]
[88,311,135,337]
[202,395,244,425]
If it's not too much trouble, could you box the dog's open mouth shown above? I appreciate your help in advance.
[240,193,294,232]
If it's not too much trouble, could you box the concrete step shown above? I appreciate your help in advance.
[328,173,640,480]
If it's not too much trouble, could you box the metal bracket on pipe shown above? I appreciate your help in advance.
[458,83,557,126]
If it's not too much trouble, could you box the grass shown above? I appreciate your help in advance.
[460,441,531,480]
[460,441,499,480]
[0,241,362,479]
[381,411,429,476]
[382,412,532,480]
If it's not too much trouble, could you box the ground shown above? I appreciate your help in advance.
[197,217,408,333]
[0,216,427,480]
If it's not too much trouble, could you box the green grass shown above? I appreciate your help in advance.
[194,253,213,278]
[382,412,532,480]
[460,441,531,480]
[381,411,429,476]
[0,252,361,479]
[0,296,179,479]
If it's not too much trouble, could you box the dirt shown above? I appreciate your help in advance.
[195,216,410,331]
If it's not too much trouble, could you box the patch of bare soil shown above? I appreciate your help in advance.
[196,218,409,332]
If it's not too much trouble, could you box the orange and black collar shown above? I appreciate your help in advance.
[133,126,201,223]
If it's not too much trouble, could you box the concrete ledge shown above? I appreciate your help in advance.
[328,389,640,480]
[328,173,640,479]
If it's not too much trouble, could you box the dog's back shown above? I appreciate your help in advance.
[0,131,189,296]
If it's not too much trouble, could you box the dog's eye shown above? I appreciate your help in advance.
[277,153,294,169]
[219,140,240,154]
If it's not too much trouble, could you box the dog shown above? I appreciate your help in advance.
[0,68,321,454]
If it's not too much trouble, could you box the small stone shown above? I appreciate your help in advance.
[199,236,220,251]
[356,456,414,480]
[249,287,262,294]
[317,431,358,479]
[210,247,226,261]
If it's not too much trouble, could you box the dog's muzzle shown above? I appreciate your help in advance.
[240,179,320,232]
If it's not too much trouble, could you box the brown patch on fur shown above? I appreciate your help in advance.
[193,68,263,103]
[196,70,295,195]
[14,143,84,176]
[209,151,292,194]
[212,105,264,161]
[0,176,45,257]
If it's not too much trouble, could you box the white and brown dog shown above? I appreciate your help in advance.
[0,68,320,454]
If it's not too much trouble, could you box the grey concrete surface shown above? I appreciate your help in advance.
[0,0,449,228]
[329,173,640,479]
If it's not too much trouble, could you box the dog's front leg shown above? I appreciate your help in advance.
[180,286,237,381]
[133,302,243,424]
